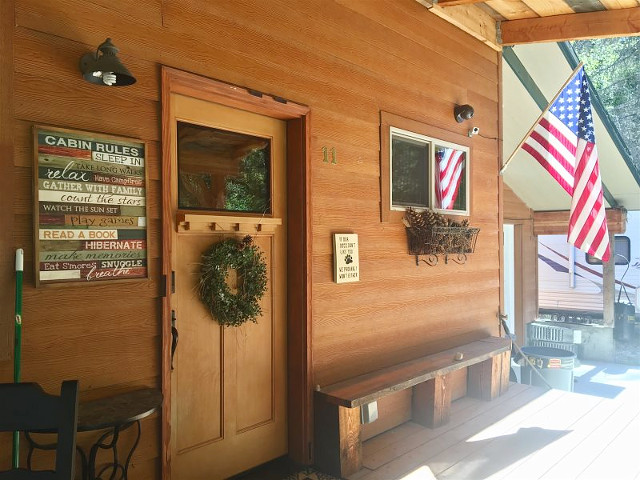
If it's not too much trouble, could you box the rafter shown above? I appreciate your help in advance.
[521,0,574,17]
[501,7,640,44]
[415,0,501,50]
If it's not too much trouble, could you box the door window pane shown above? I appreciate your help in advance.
[177,122,271,213]
[391,134,429,208]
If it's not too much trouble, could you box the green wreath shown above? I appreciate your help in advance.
[199,236,267,327]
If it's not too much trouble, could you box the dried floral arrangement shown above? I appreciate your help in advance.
[403,207,479,257]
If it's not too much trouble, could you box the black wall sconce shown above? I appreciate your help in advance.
[79,38,136,86]
[454,104,474,123]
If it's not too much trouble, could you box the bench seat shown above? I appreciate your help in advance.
[314,336,511,477]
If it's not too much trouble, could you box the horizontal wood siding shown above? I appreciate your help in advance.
[0,0,14,365]
[0,0,500,474]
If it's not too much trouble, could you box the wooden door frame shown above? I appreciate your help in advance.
[160,66,312,478]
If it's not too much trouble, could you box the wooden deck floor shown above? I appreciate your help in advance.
[350,379,640,480]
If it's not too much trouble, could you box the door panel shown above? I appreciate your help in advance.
[235,247,275,432]
[169,96,287,479]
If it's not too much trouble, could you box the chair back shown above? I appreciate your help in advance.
[0,381,79,480]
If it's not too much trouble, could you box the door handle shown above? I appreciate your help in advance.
[171,310,178,371]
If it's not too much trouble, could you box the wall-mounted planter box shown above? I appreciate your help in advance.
[404,208,479,266]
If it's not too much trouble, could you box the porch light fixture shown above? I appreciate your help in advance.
[454,104,474,123]
[79,38,136,86]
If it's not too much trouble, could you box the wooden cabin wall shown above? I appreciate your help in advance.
[503,185,538,342]
[0,0,500,474]
[0,0,17,468]
[0,0,15,366]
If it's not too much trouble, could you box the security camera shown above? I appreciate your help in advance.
[468,127,480,137]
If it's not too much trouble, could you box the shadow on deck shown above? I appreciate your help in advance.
[351,367,640,480]
[238,361,640,480]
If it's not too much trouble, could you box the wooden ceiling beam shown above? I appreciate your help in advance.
[415,0,501,50]
[533,208,627,236]
[500,7,640,45]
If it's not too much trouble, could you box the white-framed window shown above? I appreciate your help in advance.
[389,127,469,216]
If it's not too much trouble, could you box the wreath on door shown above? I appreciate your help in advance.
[199,236,268,327]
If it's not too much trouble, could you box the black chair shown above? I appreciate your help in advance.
[0,381,79,480]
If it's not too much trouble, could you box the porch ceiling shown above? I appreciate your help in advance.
[416,0,640,50]
[501,42,640,212]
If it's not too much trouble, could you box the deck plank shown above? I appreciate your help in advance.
[361,383,532,471]
[576,414,640,480]
[488,393,624,479]
[354,372,640,480]
[347,466,374,480]
[434,391,602,479]
[362,394,479,457]
[363,421,425,458]
[540,397,640,479]
[358,385,555,479]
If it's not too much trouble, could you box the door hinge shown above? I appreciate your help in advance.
[161,271,176,297]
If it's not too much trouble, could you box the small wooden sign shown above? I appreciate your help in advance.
[34,125,148,285]
[333,233,360,283]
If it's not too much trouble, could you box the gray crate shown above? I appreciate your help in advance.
[528,323,581,344]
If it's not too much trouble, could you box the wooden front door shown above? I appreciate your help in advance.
[167,94,287,479]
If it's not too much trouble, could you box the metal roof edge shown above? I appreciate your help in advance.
[502,46,547,110]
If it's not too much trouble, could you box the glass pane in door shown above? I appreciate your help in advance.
[177,122,271,213]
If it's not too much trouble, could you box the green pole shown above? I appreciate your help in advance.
[12,248,23,469]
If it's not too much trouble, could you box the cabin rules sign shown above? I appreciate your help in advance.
[34,126,148,285]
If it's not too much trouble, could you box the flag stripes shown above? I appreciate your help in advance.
[569,142,609,260]
[518,65,610,261]
[522,115,576,195]
[435,147,464,210]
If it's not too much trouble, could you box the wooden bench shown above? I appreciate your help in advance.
[313,336,512,477]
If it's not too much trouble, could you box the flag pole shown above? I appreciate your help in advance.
[12,248,24,469]
[500,62,584,176]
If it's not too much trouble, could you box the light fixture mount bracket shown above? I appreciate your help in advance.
[454,104,474,123]
[79,38,136,86]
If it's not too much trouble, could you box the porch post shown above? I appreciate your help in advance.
[603,231,615,327]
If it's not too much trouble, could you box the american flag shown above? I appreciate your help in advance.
[435,147,465,210]
[520,66,610,261]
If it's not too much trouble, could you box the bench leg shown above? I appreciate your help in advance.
[468,352,511,400]
[412,374,452,428]
[314,401,362,478]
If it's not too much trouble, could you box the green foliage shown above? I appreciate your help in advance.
[571,38,640,172]
[178,146,270,212]
[199,236,268,327]
[225,148,269,213]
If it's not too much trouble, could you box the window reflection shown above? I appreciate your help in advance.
[434,145,466,212]
[177,122,271,213]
